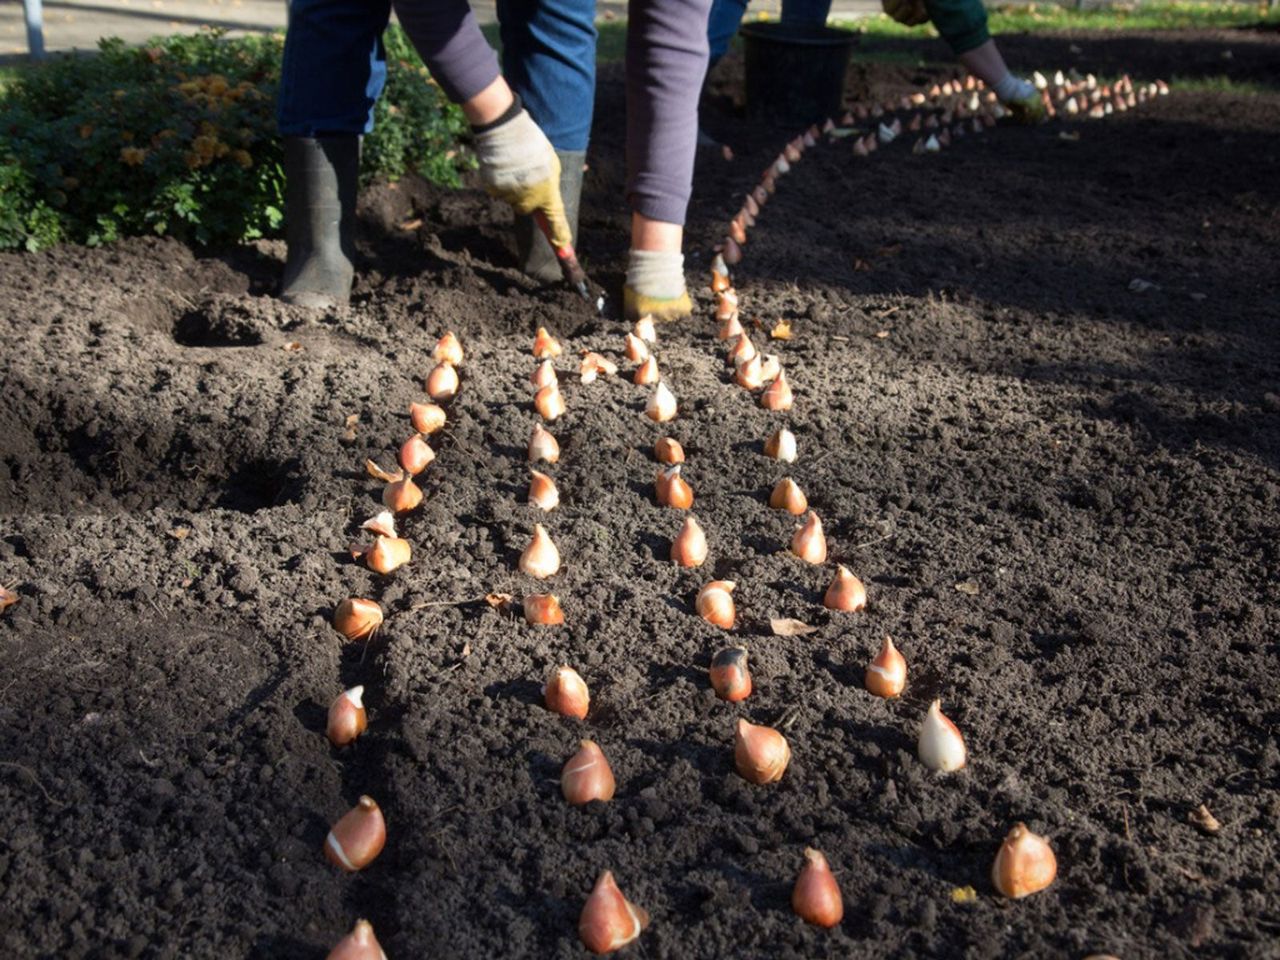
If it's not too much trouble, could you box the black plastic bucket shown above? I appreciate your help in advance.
[739,22,858,126]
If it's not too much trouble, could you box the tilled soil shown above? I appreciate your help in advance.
[2,27,1279,960]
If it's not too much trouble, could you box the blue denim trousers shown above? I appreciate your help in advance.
[706,0,832,64]
[278,0,598,152]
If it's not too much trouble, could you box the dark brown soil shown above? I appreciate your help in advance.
[3,26,1279,960]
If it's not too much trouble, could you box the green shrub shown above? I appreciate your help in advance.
[0,27,471,251]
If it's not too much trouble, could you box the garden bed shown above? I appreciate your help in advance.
[1,25,1278,960]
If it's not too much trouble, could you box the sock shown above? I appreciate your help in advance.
[625,250,686,299]
[992,72,1036,103]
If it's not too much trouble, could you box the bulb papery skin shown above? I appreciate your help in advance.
[655,465,694,509]
[333,598,384,642]
[625,333,650,363]
[434,331,464,365]
[544,666,590,720]
[761,370,794,411]
[634,355,660,386]
[646,382,678,422]
[709,646,752,701]
[528,423,561,463]
[718,313,744,341]
[792,848,844,927]
[365,536,411,574]
[523,593,565,626]
[531,358,558,390]
[764,428,797,463]
[716,289,739,322]
[519,524,561,579]
[696,581,736,629]
[534,384,566,421]
[671,516,708,567]
[634,316,657,343]
[735,353,764,390]
[533,326,562,358]
[361,510,396,539]
[824,565,866,611]
[383,474,423,514]
[326,686,368,747]
[918,699,967,772]
[324,796,386,872]
[579,871,649,955]
[759,354,781,383]
[528,470,560,510]
[992,823,1058,899]
[409,401,447,435]
[325,919,388,960]
[865,635,906,698]
[399,434,435,475]
[791,512,827,564]
[735,718,790,784]
[728,332,757,366]
[561,740,616,805]
[770,478,808,515]
[711,269,731,294]
[580,352,618,383]
[427,361,459,401]
[654,437,685,465]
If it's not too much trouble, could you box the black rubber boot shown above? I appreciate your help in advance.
[280,136,359,309]
[514,149,585,285]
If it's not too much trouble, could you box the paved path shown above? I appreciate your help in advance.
[1,0,880,60]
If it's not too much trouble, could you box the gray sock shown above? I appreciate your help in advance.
[625,249,686,299]
[993,72,1036,103]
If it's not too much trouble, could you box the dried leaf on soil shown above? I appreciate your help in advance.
[770,618,818,636]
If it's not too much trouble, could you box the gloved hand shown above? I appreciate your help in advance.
[472,105,574,250]
[1005,89,1050,124]
[881,0,929,27]
[623,250,692,322]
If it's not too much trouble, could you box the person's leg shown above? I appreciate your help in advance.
[778,0,832,25]
[625,0,715,320]
[498,0,598,281]
[278,0,392,307]
[706,0,750,67]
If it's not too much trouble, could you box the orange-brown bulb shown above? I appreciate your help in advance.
[523,593,565,626]
[633,355,660,386]
[409,401,447,435]
[528,423,560,463]
[761,369,793,411]
[579,871,649,955]
[333,598,384,642]
[792,848,843,927]
[865,635,906,698]
[383,473,423,514]
[398,434,435,475]
[654,437,685,465]
[533,326,562,358]
[544,666,590,719]
[561,740,616,805]
[824,565,866,611]
[655,465,693,510]
[709,647,752,701]
[534,383,566,421]
[326,686,368,747]
[528,469,560,511]
[791,512,827,564]
[364,536,411,574]
[325,919,386,960]
[434,331,464,365]
[426,361,459,401]
[769,478,808,515]
[992,823,1058,898]
[671,516,708,567]
[696,581,736,629]
[324,796,386,872]
[734,718,790,784]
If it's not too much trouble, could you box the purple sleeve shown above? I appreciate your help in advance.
[391,0,502,104]
[626,0,715,225]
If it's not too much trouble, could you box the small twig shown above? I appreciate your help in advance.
[409,594,490,610]
[0,761,57,806]
[851,530,896,550]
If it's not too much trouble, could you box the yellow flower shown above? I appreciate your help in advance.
[206,75,228,96]
[192,135,219,160]
[232,149,253,169]
[120,146,148,166]
[120,131,135,142]
[184,151,204,170]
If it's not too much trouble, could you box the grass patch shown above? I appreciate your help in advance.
[1168,73,1276,94]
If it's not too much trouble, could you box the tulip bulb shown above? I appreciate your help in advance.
[533,326,562,358]
[992,823,1058,899]
[729,215,748,245]
[735,353,764,390]
[696,580,736,629]
[427,361,459,401]
[646,382,677,422]
[383,473,423,514]
[633,316,656,343]
[534,383,565,421]
[399,434,435,475]
[727,332,757,366]
[561,739,616,805]
[528,422,560,463]
[709,646,751,701]
[711,268,731,294]
[325,796,386,872]
[579,871,649,955]
[580,352,618,383]
[791,511,827,564]
[326,686,368,747]
[360,510,396,539]
[655,465,693,510]
[744,194,760,217]
[654,437,685,465]
[824,565,866,611]
[523,593,565,625]
[715,289,739,322]
[333,598,383,642]
[718,313,745,341]
[625,333,649,363]
[761,369,794,411]
[723,237,743,266]
[734,718,790,784]
[434,331,464,365]
[763,427,797,463]
[531,358,559,390]
[759,354,781,383]
[792,848,843,927]
[671,516,708,567]
[326,920,387,960]
[544,665,590,719]
[409,401,447,435]
[918,699,966,772]
[769,477,808,515]
[865,635,906,698]
[364,536,411,574]
[528,469,560,510]
[634,355,660,386]
[365,459,402,483]
[519,523,561,578]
